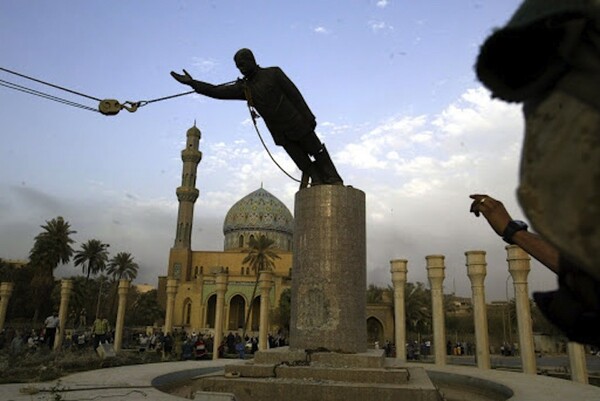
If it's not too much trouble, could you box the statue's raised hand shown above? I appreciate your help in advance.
[170,69,194,85]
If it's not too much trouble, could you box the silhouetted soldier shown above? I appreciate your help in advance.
[171,48,343,187]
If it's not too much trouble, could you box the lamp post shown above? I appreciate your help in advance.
[95,275,107,320]
[505,275,513,344]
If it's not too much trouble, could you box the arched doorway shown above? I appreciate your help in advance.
[367,316,384,345]
[228,294,246,330]
[205,294,216,328]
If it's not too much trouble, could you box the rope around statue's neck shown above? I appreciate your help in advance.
[243,84,301,183]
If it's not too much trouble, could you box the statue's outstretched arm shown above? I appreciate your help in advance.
[170,69,195,85]
[170,69,244,100]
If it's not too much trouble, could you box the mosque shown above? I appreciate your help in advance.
[157,125,393,344]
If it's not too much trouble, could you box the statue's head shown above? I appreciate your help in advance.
[234,48,258,77]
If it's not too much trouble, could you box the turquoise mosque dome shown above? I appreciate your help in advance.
[223,187,294,251]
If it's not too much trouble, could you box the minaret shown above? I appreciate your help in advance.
[174,124,202,249]
[165,123,202,287]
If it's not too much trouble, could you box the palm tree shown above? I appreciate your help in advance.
[0,258,18,282]
[405,282,432,336]
[102,252,139,318]
[106,252,139,281]
[29,216,76,274]
[367,283,385,303]
[73,239,110,280]
[242,235,280,337]
[66,275,96,327]
[29,216,76,321]
[128,289,164,326]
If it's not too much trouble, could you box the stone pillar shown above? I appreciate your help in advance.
[113,279,130,352]
[567,342,589,384]
[213,271,228,360]
[258,270,274,350]
[0,282,14,333]
[54,279,73,350]
[390,259,408,362]
[506,245,536,374]
[426,255,446,366]
[290,186,366,353]
[465,251,491,369]
[164,278,178,334]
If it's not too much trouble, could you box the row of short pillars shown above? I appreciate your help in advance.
[163,269,275,360]
[0,279,131,353]
[390,245,589,384]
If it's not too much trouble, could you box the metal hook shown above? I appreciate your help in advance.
[121,101,140,113]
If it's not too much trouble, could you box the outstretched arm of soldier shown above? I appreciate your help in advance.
[469,194,560,274]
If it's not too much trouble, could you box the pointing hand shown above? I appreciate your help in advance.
[469,194,512,236]
[170,69,194,85]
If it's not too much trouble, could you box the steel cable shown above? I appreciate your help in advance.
[0,66,102,101]
[0,79,99,113]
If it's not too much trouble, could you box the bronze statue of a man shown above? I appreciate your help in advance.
[171,48,343,187]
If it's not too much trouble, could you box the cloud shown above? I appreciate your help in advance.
[0,183,180,286]
[376,0,390,8]
[191,57,219,73]
[314,26,329,34]
[369,20,393,33]
[335,115,430,169]
[335,87,522,179]
[329,86,556,300]
[1,85,557,302]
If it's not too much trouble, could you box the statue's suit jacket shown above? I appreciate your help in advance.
[190,66,316,146]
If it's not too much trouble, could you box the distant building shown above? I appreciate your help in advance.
[2,259,28,268]
[135,283,155,294]
[157,125,293,336]
[157,124,394,344]
[447,295,472,316]
[158,184,294,335]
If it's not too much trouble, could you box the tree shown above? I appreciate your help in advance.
[0,258,17,282]
[29,216,76,321]
[367,283,393,304]
[64,275,99,328]
[242,235,280,336]
[104,252,139,319]
[367,283,385,304]
[106,252,139,281]
[446,313,475,343]
[405,282,432,337]
[127,289,164,326]
[29,216,76,272]
[272,288,291,332]
[73,239,110,280]
[1,260,36,321]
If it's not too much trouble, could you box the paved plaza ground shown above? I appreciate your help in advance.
[1,354,600,401]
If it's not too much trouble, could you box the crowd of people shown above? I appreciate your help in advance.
[0,325,108,356]
[378,339,523,360]
[0,322,291,361]
[133,330,289,361]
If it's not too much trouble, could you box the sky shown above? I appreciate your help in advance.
[0,0,555,302]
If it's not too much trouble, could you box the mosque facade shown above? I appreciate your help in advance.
[158,125,393,344]
[157,124,293,337]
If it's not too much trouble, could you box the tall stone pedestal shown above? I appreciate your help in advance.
[192,186,441,401]
[290,185,367,353]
